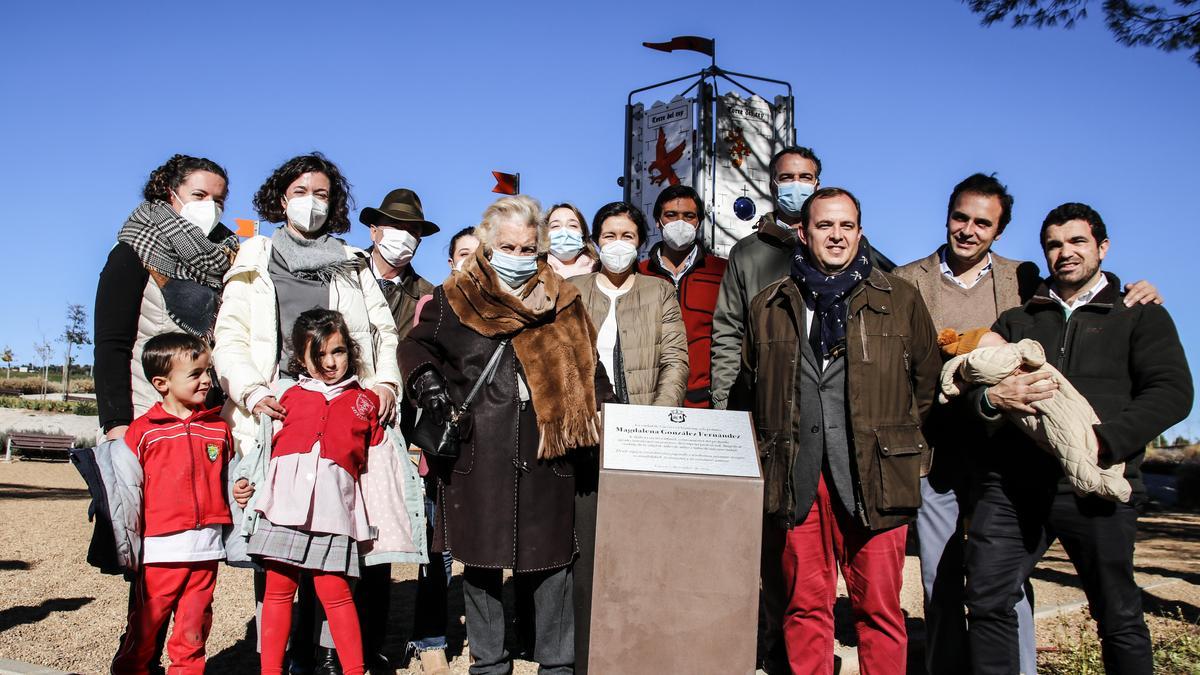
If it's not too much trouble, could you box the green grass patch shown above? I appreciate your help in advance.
[1041,607,1200,674]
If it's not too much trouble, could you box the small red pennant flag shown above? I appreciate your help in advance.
[642,36,715,57]
[234,218,259,237]
[492,171,520,195]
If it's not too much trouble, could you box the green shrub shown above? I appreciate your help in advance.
[0,396,98,416]
[73,401,98,416]
[0,377,95,394]
[0,378,59,395]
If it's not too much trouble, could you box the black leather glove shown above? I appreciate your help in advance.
[412,369,453,427]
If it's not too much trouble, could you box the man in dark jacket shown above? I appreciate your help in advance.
[965,202,1193,675]
[711,146,894,410]
[362,188,438,341]
[711,146,820,410]
[733,187,940,674]
[358,187,439,673]
[639,184,727,408]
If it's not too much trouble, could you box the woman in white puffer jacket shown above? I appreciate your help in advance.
[212,153,403,672]
[213,153,400,457]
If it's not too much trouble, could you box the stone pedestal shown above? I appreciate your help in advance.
[587,405,762,674]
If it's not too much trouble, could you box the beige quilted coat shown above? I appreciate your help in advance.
[941,339,1131,502]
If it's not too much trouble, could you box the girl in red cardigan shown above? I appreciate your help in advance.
[248,309,385,675]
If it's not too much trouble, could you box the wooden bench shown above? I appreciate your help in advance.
[5,432,75,462]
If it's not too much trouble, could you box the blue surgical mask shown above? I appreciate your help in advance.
[549,228,585,261]
[775,181,816,217]
[489,249,539,287]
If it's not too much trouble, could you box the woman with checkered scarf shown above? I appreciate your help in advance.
[94,153,238,444]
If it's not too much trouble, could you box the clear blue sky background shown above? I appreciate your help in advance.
[2,1,1197,436]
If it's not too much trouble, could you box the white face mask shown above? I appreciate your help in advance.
[285,195,329,234]
[661,219,697,252]
[376,228,419,267]
[599,240,638,274]
[173,191,222,236]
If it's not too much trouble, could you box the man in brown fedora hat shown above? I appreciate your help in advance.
[363,188,440,341]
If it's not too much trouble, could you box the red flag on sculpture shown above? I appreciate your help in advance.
[642,36,715,57]
[492,171,520,195]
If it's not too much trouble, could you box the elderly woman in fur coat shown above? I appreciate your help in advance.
[400,195,611,675]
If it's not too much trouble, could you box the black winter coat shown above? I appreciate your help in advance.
[399,287,609,571]
[984,273,1193,499]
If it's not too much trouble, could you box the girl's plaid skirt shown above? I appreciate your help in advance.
[246,519,361,577]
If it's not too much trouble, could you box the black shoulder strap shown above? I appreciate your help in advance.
[458,339,509,413]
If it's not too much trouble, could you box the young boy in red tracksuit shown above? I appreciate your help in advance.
[111,333,252,675]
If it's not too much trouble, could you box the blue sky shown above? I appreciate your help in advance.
[2,1,1198,436]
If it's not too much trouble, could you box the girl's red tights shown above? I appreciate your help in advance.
[260,561,363,675]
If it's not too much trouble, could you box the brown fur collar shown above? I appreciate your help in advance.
[444,248,600,459]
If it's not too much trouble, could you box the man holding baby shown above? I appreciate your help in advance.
[963,201,1192,674]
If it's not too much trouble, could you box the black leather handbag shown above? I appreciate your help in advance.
[411,340,508,459]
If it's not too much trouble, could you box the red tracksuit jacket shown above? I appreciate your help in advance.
[125,403,233,537]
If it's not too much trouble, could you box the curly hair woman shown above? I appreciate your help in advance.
[94,153,239,441]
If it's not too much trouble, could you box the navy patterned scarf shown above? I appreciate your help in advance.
[790,237,873,361]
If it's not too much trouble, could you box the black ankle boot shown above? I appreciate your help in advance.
[365,651,391,674]
[313,647,343,675]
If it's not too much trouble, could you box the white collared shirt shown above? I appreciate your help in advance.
[657,245,700,283]
[939,247,993,290]
[297,374,359,399]
[801,298,830,371]
[1050,274,1108,318]
[370,256,400,282]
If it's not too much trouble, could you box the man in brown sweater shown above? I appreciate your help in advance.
[893,173,1161,674]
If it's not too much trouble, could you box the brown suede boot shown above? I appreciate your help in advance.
[418,649,451,675]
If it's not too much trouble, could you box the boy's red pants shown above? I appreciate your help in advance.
[111,561,218,675]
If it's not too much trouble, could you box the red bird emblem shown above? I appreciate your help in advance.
[649,127,685,187]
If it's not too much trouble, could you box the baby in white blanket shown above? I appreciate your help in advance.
[939,329,1131,503]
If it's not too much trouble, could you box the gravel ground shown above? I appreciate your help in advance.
[0,460,508,675]
[0,449,1195,673]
